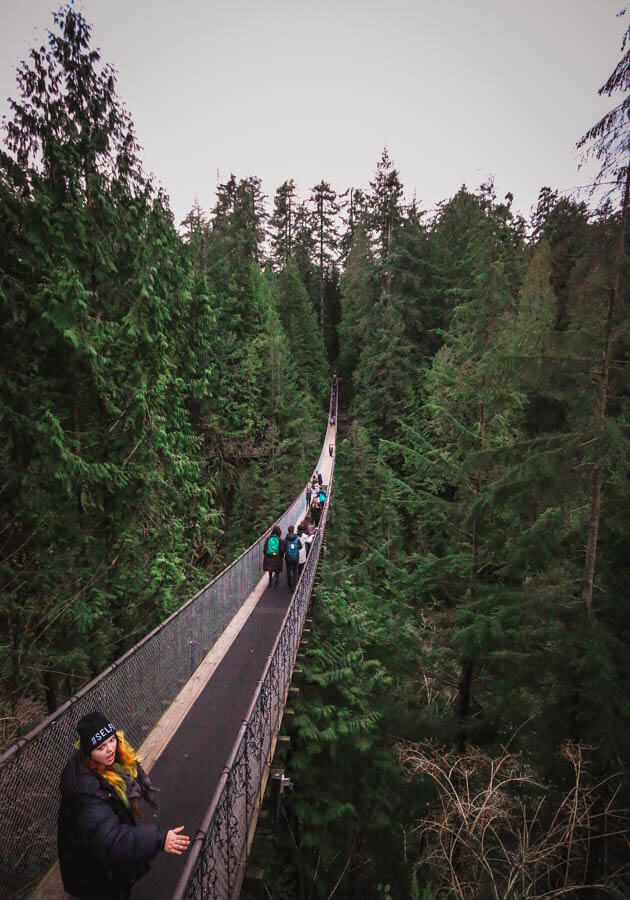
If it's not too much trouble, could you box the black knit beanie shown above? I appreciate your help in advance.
[76,711,116,755]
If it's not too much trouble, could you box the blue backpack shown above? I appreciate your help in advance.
[285,534,300,562]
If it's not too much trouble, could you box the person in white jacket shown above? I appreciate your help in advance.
[297,524,311,575]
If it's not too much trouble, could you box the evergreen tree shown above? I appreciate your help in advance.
[269,178,297,269]
[180,197,210,270]
[244,431,423,900]
[338,186,369,262]
[309,180,339,328]
[322,266,342,365]
[530,187,591,328]
[576,14,630,623]
[351,298,414,437]
[0,4,216,718]
[368,149,404,281]
[292,199,317,307]
[210,174,267,279]
[228,267,322,549]
[389,201,443,360]
[576,12,630,204]
[337,220,379,394]
[272,259,327,400]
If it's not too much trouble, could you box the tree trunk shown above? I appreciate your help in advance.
[319,201,325,329]
[287,193,292,263]
[455,660,474,718]
[70,376,85,549]
[44,671,58,714]
[455,659,474,752]
[581,164,630,621]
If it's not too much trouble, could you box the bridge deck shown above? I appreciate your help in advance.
[33,426,335,899]
[134,580,294,898]
[136,439,334,898]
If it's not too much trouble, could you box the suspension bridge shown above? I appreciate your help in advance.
[0,380,339,900]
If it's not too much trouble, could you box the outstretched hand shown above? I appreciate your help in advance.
[165,825,190,854]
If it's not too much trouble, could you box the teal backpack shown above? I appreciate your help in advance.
[285,535,300,562]
[267,535,280,556]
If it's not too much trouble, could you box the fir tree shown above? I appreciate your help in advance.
[272,259,327,400]
[180,198,210,270]
[269,178,297,270]
[210,174,267,280]
[337,220,379,395]
[292,199,317,307]
[338,186,369,262]
[309,180,339,328]
[576,12,630,622]
[0,4,216,717]
[530,187,591,328]
[368,149,404,281]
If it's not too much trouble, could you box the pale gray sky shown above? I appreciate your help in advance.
[0,0,626,225]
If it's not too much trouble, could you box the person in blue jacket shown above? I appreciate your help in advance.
[57,711,190,899]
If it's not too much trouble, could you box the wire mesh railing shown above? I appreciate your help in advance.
[0,381,338,900]
[172,385,337,900]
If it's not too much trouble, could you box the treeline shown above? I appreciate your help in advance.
[245,31,630,900]
[3,3,630,896]
[0,7,332,745]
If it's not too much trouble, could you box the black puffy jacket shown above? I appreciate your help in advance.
[57,750,167,899]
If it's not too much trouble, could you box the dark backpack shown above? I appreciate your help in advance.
[285,535,300,562]
[267,535,280,556]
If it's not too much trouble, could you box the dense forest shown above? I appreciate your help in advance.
[2,5,630,898]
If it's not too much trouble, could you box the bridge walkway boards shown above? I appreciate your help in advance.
[134,581,294,900]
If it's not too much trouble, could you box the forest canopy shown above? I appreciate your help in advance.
[2,4,630,898]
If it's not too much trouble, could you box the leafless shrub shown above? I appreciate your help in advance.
[399,741,630,899]
[0,695,46,753]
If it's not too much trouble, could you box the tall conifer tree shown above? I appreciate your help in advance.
[576,15,630,621]
[309,180,339,328]
[269,178,297,269]
[0,4,215,717]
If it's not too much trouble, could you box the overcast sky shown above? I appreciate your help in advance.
[1,0,626,225]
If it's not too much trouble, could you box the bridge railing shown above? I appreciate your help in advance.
[0,382,337,900]
[172,384,337,900]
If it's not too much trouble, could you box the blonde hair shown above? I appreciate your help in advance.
[84,730,140,810]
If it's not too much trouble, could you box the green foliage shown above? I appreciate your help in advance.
[256,146,630,895]
[272,260,328,401]
[368,149,404,263]
[337,220,378,392]
[0,6,215,714]
[269,179,297,270]
[4,6,630,897]
[245,436,423,899]
[0,5,328,737]
[576,14,630,199]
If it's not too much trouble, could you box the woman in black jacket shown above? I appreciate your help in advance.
[57,711,189,899]
[263,525,284,587]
